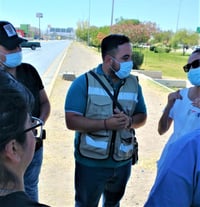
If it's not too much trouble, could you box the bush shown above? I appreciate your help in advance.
[132,51,144,69]
[150,45,171,53]
[154,47,171,53]
[149,45,156,51]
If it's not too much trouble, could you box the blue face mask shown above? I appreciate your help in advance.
[111,58,134,79]
[3,51,22,68]
[187,67,200,86]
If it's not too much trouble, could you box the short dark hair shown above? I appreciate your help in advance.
[101,34,130,60]
[0,70,34,150]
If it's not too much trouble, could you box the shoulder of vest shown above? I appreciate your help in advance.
[127,74,139,83]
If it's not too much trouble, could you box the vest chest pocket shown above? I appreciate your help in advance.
[87,95,112,118]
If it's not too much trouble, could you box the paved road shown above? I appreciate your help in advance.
[22,40,72,96]
[39,41,173,207]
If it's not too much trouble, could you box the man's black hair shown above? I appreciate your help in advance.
[101,34,130,60]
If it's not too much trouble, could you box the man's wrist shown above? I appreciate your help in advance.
[127,116,133,128]
[104,119,108,130]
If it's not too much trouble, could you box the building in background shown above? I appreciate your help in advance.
[16,24,75,40]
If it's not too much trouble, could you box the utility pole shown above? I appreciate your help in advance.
[110,0,114,27]
[87,0,91,46]
[176,0,182,32]
[36,12,43,39]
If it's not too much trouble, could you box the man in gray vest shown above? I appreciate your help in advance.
[65,34,147,207]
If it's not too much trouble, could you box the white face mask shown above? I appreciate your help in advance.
[3,51,22,68]
[111,58,133,79]
[187,67,200,86]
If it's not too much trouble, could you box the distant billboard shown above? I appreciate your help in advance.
[49,27,75,39]
[36,13,43,18]
[49,27,74,33]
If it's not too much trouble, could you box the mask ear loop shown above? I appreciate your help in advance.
[0,61,8,70]
[0,61,10,70]
[110,56,120,72]
[0,53,11,70]
[0,53,5,68]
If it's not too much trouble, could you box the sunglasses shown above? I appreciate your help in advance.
[183,59,200,72]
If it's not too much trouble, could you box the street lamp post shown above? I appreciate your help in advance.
[110,0,114,32]
[87,0,91,46]
[176,0,182,32]
[36,12,43,39]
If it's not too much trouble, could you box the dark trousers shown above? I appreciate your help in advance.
[75,161,132,207]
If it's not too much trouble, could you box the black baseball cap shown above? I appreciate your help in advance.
[0,21,27,50]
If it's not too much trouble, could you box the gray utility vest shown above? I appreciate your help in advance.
[78,70,138,161]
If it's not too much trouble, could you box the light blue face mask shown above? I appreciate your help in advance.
[187,67,200,86]
[3,51,22,68]
[111,58,134,79]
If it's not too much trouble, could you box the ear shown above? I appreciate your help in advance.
[0,53,6,62]
[4,140,21,163]
[104,54,113,65]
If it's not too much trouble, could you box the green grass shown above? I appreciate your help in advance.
[136,48,190,80]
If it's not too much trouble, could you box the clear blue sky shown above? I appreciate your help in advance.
[0,0,199,32]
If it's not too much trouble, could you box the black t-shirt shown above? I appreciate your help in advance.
[0,191,50,206]
[16,63,44,117]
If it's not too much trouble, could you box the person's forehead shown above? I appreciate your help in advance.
[188,52,200,63]
[116,43,132,56]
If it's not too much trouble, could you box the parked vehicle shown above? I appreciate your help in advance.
[20,41,41,50]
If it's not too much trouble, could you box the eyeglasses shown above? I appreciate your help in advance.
[183,59,200,72]
[23,116,44,140]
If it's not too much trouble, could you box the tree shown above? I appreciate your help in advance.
[76,20,89,42]
[111,21,158,44]
[76,21,110,48]
[75,18,199,56]
[89,26,110,47]
[151,30,174,46]
[115,17,140,25]
[170,29,199,54]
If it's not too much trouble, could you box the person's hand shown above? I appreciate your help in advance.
[192,97,200,108]
[105,108,130,130]
[167,90,182,107]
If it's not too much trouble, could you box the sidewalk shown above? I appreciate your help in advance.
[39,41,173,207]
